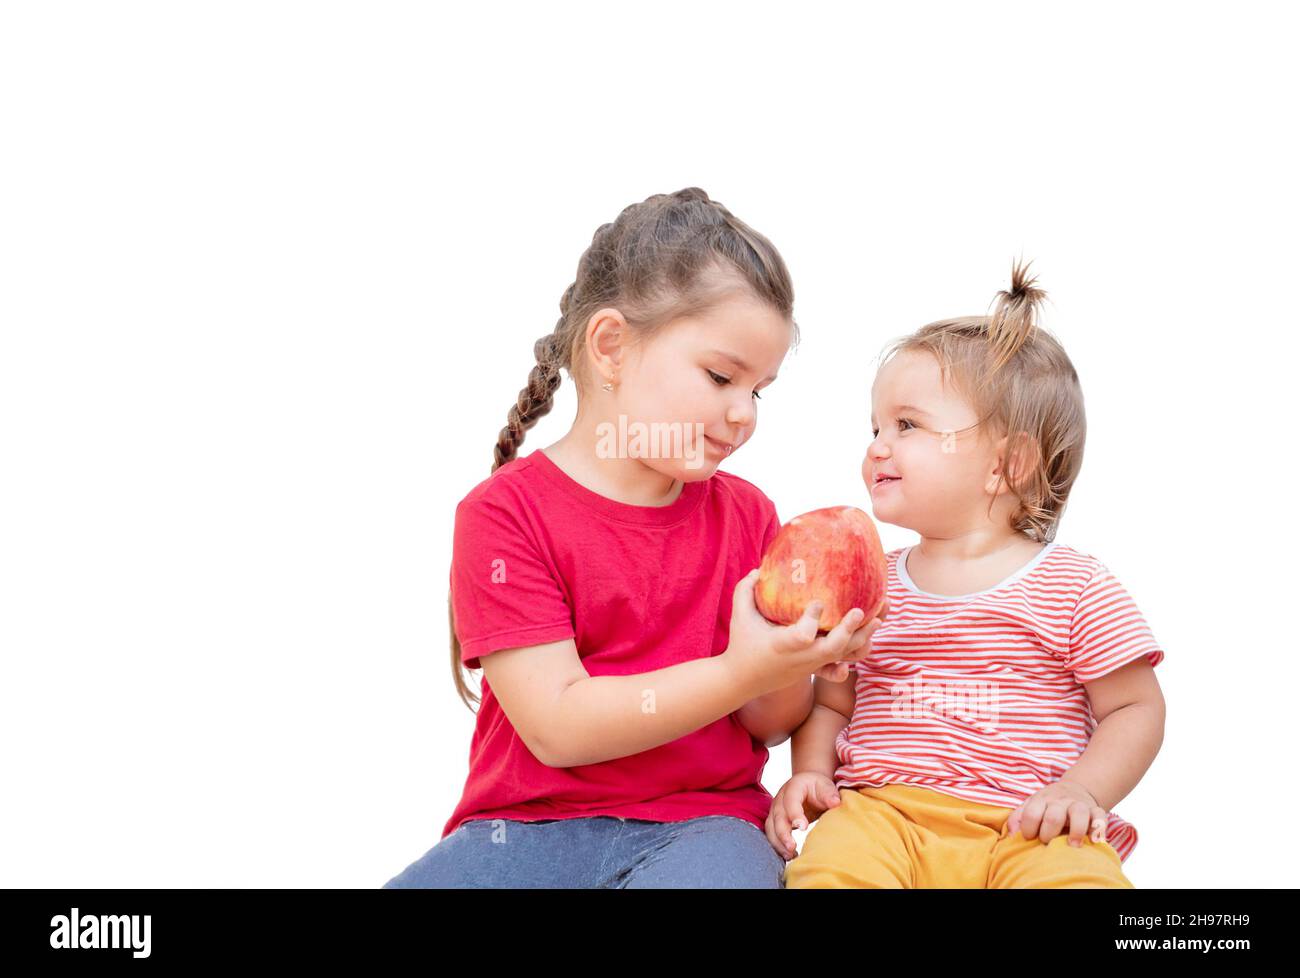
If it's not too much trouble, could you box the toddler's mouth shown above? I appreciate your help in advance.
[871,475,901,494]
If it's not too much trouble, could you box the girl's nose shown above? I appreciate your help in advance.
[726,396,756,428]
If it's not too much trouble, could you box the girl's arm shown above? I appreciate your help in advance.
[1059,658,1166,810]
[480,581,871,768]
[480,637,771,769]
[735,680,815,748]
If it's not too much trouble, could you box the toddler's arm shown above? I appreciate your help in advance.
[765,675,856,857]
[1061,658,1166,810]
[791,674,856,777]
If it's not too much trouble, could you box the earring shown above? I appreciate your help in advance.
[602,381,613,392]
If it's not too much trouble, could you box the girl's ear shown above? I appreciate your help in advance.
[988,431,1038,496]
[585,307,630,381]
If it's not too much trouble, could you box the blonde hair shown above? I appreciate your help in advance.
[450,188,798,711]
[879,259,1085,543]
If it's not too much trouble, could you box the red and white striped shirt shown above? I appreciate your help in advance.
[836,540,1165,863]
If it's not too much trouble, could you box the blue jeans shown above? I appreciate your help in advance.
[382,814,787,888]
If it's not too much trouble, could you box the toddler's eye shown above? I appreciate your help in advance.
[870,418,916,438]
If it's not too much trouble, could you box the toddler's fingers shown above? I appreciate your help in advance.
[784,790,809,835]
[820,781,841,810]
[764,810,784,855]
[1089,809,1108,845]
[1037,803,1068,844]
[1017,799,1046,841]
[816,660,850,682]
[767,805,792,858]
[1066,802,1092,847]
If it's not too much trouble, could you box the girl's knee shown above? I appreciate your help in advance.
[620,816,785,888]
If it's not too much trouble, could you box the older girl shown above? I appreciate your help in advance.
[384,188,885,889]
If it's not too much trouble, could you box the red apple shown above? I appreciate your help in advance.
[754,506,888,633]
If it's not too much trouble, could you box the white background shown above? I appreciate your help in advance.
[3,1,1296,888]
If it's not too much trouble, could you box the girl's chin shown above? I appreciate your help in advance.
[677,458,721,479]
[641,456,716,482]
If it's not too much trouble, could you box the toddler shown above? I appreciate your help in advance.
[770,262,1166,888]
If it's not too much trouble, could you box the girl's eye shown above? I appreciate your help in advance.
[708,369,762,400]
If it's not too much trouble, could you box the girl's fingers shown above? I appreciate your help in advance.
[811,607,865,659]
[843,619,880,658]
[779,601,824,650]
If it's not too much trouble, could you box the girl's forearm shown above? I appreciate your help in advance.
[546,655,759,768]
[790,705,849,779]
[1060,701,1165,811]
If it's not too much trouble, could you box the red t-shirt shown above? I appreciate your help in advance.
[441,447,781,839]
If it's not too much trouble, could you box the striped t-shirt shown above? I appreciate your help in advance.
[836,539,1165,863]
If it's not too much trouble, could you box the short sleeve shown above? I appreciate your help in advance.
[1065,565,1165,683]
[759,499,781,555]
[450,497,575,670]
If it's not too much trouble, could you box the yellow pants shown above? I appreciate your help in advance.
[784,783,1134,888]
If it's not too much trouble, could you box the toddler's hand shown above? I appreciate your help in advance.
[765,772,842,860]
[1006,779,1109,848]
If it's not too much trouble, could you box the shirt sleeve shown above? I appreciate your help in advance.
[450,495,575,670]
[1064,564,1165,683]
[759,498,781,556]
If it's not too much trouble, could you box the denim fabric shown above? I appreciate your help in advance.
[382,814,786,889]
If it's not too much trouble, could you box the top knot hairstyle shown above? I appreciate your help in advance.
[879,259,1086,544]
[452,188,798,710]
